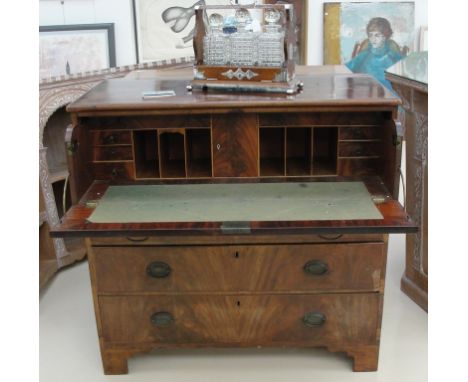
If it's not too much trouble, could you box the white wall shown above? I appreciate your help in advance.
[306,0,428,65]
[39,0,137,66]
[39,0,428,67]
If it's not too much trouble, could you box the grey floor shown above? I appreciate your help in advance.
[39,234,427,382]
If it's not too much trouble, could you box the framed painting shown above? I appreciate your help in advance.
[324,2,415,89]
[39,23,116,79]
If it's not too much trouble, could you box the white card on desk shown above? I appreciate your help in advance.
[142,90,176,99]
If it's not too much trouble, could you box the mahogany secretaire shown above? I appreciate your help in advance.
[52,66,416,374]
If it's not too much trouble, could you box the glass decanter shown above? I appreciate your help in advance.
[229,8,256,67]
[203,13,227,66]
[257,8,285,67]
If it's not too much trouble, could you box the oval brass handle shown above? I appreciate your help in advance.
[150,311,174,327]
[146,261,171,278]
[303,260,328,275]
[303,312,326,327]
[318,234,343,241]
[126,236,149,242]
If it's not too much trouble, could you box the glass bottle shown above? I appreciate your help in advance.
[258,8,285,67]
[229,8,256,67]
[203,13,227,66]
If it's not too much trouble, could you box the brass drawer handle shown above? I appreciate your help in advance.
[151,311,174,327]
[318,234,343,241]
[303,260,328,276]
[126,236,149,242]
[146,261,172,278]
[303,312,326,327]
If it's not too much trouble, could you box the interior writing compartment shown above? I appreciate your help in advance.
[186,129,212,178]
[312,127,338,175]
[159,130,186,178]
[286,128,312,176]
[133,130,159,179]
[260,128,285,176]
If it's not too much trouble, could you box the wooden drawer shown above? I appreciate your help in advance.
[338,158,379,176]
[339,126,380,141]
[91,130,132,146]
[93,162,134,181]
[339,142,381,157]
[92,146,133,162]
[92,243,384,293]
[90,233,385,246]
[99,293,380,345]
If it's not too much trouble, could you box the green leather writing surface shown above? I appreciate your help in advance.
[88,182,383,223]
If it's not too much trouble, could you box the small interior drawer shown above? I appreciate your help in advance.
[339,126,380,141]
[92,146,133,162]
[91,243,384,293]
[339,142,381,157]
[91,130,132,146]
[93,162,135,181]
[99,293,380,345]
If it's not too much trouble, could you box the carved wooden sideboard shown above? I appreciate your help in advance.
[39,60,192,289]
[386,52,428,311]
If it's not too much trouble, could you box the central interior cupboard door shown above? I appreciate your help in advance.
[212,114,258,177]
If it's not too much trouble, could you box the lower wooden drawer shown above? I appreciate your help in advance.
[99,293,380,345]
[92,243,384,293]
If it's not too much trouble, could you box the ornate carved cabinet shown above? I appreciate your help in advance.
[386,52,428,311]
[39,60,191,289]
[52,66,416,374]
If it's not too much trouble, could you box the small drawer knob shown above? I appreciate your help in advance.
[103,134,116,144]
[146,261,171,278]
[151,311,174,327]
[303,260,328,276]
[303,311,326,327]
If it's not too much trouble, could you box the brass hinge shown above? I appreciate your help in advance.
[66,139,78,156]
[393,134,402,148]
[220,221,251,235]
[85,200,99,208]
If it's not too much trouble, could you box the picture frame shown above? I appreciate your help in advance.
[131,0,306,64]
[39,23,116,79]
[419,26,428,51]
[323,2,414,65]
[323,2,414,89]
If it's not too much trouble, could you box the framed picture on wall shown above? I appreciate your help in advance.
[39,23,116,79]
[323,2,414,89]
[132,0,306,64]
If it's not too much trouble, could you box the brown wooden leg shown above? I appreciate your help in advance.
[101,350,129,375]
[349,345,379,372]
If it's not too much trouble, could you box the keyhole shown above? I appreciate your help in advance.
[216,143,221,151]
[235,251,239,258]
[236,300,241,307]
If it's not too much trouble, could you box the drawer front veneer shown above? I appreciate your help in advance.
[99,294,380,345]
[92,146,133,162]
[339,142,381,158]
[91,130,132,146]
[92,243,384,293]
[339,126,380,141]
